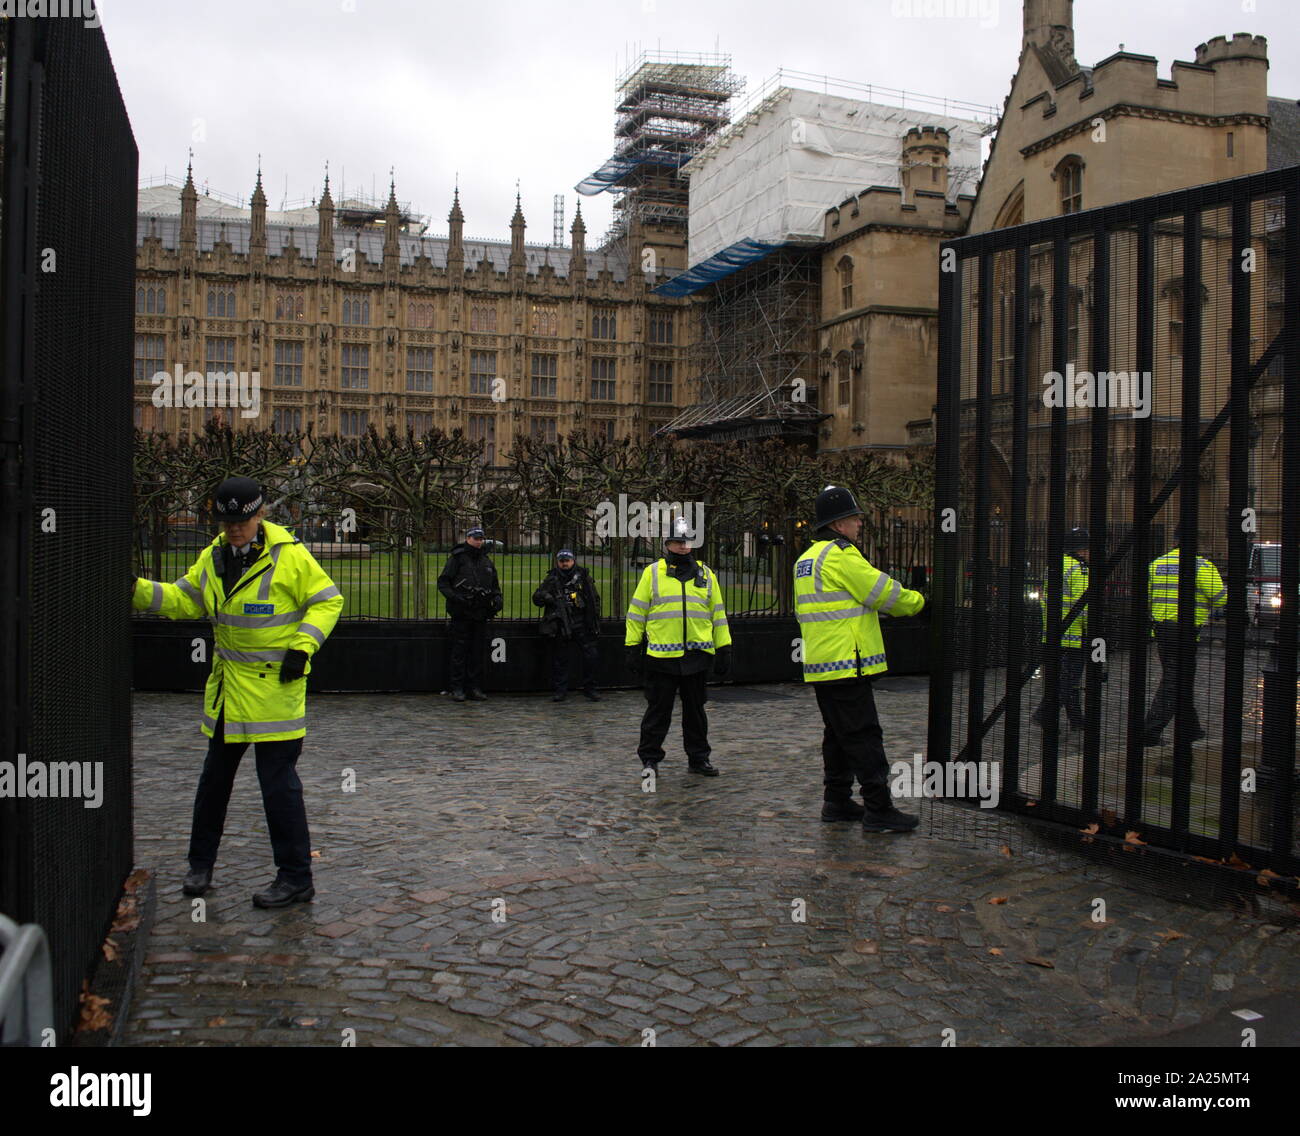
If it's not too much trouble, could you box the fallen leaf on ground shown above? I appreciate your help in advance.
[1227,853,1252,871]
[76,982,113,1033]
[310,850,322,858]
[988,948,1003,956]
[101,938,119,962]
[207,1017,226,1027]
[1124,830,1147,845]
[1191,855,1219,865]
[1080,823,1100,835]
[122,868,149,894]
[1000,845,1013,858]
[936,904,954,913]
[1257,869,1281,887]
[1157,930,1185,942]
[1023,956,1056,969]
[988,896,1009,906]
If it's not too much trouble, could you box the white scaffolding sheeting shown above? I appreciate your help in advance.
[684,87,985,266]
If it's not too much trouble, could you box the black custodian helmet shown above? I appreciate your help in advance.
[211,476,264,521]
[814,485,864,529]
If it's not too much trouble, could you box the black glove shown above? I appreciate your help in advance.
[280,648,308,683]
[713,646,732,677]
[625,645,643,676]
[490,592,504,616]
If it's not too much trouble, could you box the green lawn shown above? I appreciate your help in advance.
[139,549,779,620]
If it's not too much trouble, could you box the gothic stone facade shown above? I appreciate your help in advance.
[133,170,692,461]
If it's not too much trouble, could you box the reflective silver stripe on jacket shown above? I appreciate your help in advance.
[216,647,288,663]
[305,585,342,606]
[216,609,306,628]
[147,580,164,613]
[257,542,285,602]
[877,578,904,614]
[221,716,307,735]
[298,623,326,646]
[176,576,204,612]
[628,597,650,610]
[797,605,869,623]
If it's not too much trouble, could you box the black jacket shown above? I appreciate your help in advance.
[533,565,600,639]
[437,543,503,619]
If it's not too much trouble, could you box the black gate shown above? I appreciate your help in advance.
[930,167,1299,882]
[1,17,139,1035]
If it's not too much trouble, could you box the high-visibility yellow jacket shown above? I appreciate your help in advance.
[1149,548,1226,627]
[1042,554,1089,648]
[133,520,343,742]
[794,538,924,682]
[624,558,731,658]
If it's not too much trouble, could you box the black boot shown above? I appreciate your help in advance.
[821,800,865,822]
[861,806,919,833]
[182,867,213,896]
[252,879,315,908]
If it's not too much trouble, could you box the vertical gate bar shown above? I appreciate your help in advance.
[1083,223,1110,816]
[1125,218,1155,827]
[1219,195,1251,855]
[1042,236,1070,807]
[1172,208,1203,846]
[1266,186,1299,865]
[964,254,994,774]
[928,247,962,768]
[1002,243,1031,794]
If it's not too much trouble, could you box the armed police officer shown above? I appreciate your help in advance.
[1142,524,1226,746]
[796,486,925,831]
[534,548,602,702]
[437,526,504,702]
[1033,527,1090,732]
[131,475,343,907]
[625,517,731,776]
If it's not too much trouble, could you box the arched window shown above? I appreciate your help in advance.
[1055,157,1084,215]
[836,351,852,407]
[155,287,165,314]
[837,257,854,310]
[135,287,145,314]
[994,182,1024,230]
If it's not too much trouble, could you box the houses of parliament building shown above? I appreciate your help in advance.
[133,165,691,461]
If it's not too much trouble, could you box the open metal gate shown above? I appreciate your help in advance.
[929,166,1299,882]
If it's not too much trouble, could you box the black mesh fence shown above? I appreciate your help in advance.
[1,17,138,1036]
[931,168,1300,889]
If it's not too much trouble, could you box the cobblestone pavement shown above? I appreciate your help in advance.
[124,680,1300,1047]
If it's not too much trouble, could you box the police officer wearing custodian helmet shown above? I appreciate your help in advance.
[131,476,344,907]
[795,486,926,831]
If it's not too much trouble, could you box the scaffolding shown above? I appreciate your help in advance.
[578,51,742,252]
[659,248,827,442]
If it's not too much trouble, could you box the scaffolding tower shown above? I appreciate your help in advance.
[578,51,742,254]
[660,248,827,442]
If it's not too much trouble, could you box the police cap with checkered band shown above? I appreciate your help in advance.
[211,476,264,522]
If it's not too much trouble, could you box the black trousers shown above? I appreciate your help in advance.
[449,616,489,691]
[550,632,598,694]
[638,669,710,766]
[1035,646,1086,727]
[188,710,312,887]
[1144,621,1202,735]
[813,677,893,811]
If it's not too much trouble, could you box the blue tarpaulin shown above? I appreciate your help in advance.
[651,238,789,297]
[575,149,694,196]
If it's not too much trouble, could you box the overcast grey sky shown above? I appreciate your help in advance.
[101,0,1299,245]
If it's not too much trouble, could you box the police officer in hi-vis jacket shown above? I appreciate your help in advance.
[625,516,732,775]
[132,476,343,907]
[795,486,926,831]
